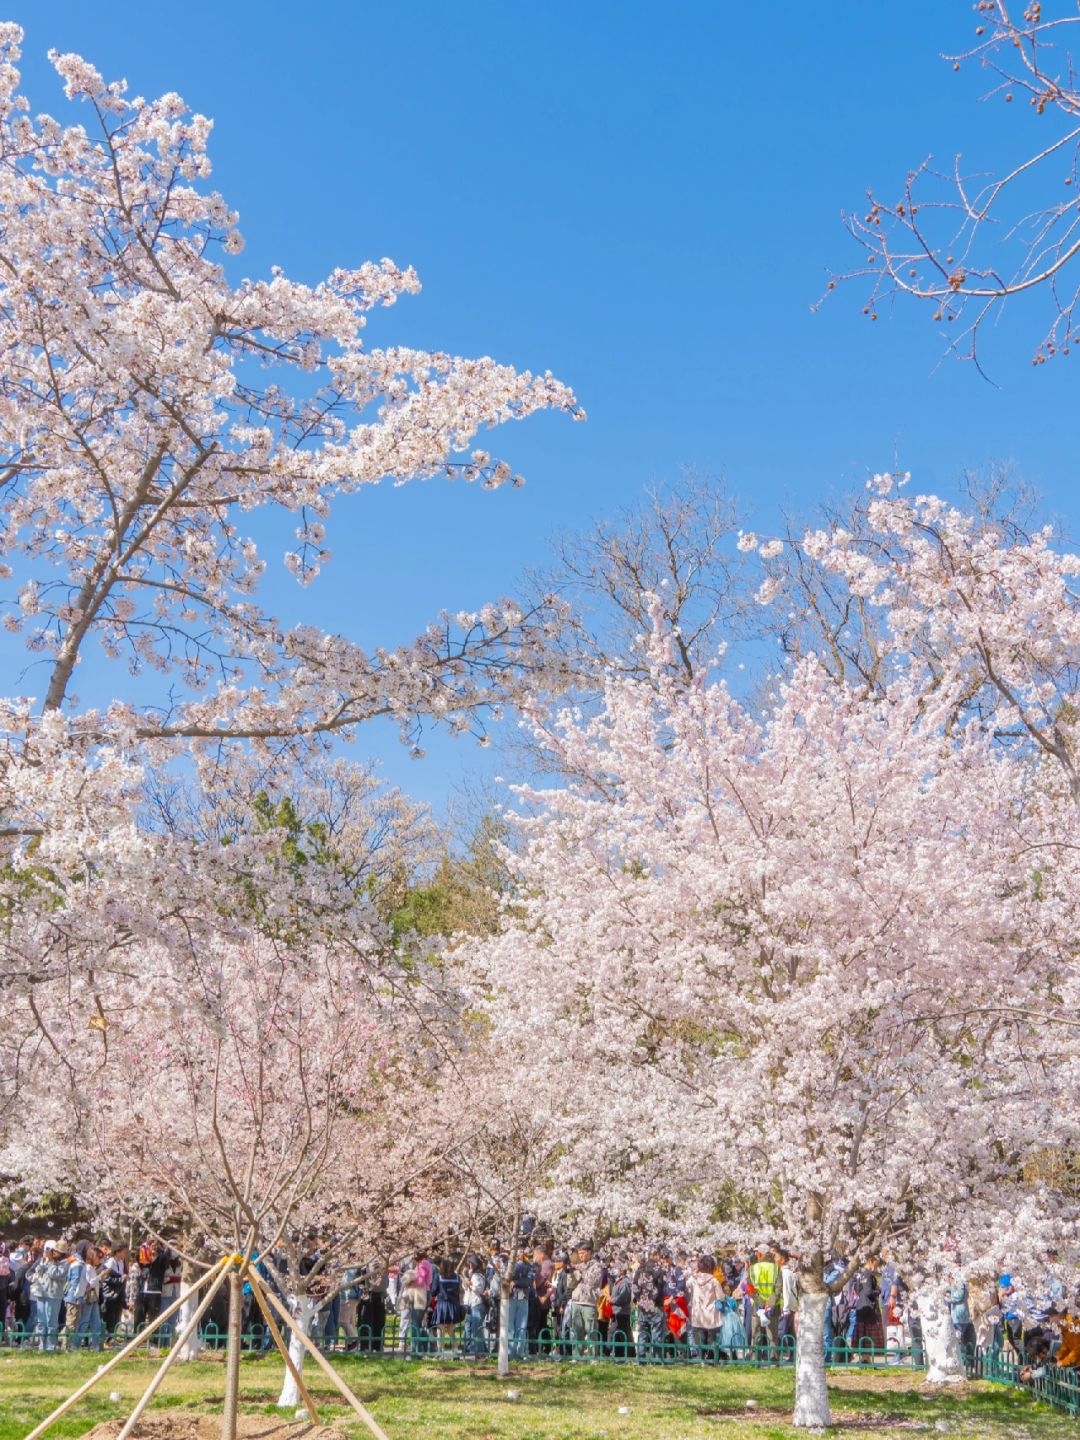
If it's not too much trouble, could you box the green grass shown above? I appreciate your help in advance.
[0,1350,1074,1440]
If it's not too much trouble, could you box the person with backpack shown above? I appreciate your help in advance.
[823,1255,846,1359]
[632,1245,668,1364]
[507,1252,534,1360]
[432,1257,465,1353]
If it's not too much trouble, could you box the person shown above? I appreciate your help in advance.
[358,1263,387,1354]
[11,1236,39,1342]
[777,1250,799,1350]
[400,1263,429,1356]
[462,1256,488,1356]
[880,1250,897,1318]
[748,1244,781,1358]
[999,1273,1024,1358]
[717,1283,746,1359]
[595,1272,613,1347]
[823,1255,846,1359]
[1023,1255,1066,1363]
[685,1253,723,1362]
[72,1244,104,1350]
[63,1242,91,1344]
[567,1239,605,1358]
[947,1272,976,1365]
[134,1240,174,1336]
[432,1258,464,1353]
[529,1247,553,1354]
[99,1243,128,1339]
[338,1262,362,1351]
[632,1245,667,1364]
[548,1251,572,1358]
[884,1273,906,1363]
[608,1260,634,1361]
[507,1252,533,1360]
[1052,1302,1080,1368]
[31,1240,67,1352]
[971,1275,1001,1354]
[849,1257,884,1362]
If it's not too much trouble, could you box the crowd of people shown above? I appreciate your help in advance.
[0,1236,177,1351]
[1,1229,1078,1381]
[386,1240,1080,1376]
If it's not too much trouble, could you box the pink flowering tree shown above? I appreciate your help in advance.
[4,906,462,1398]
[0,16,581,1159]
[476,576,1079,1427]
[0,24,581,747]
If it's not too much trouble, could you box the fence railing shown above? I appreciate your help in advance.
[969,1341,1080,1418]
[3,1317,1077,1417]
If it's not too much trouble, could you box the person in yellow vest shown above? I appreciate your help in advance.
[748,1244,781,1355]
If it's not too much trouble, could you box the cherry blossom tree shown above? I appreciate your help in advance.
[476,567,1080,1427]
[3,906,462,1391]
[829,2,1080,374]
[0,24,581,750]
[0,14,582,1226]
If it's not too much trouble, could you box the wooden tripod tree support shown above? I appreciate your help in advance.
[251,1273,392,1440]
[22,1253,393,1440]
[24,1257,229,1440]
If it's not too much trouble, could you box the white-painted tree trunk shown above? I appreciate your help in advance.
[919,1291,965,1384]
[173,1279,204,1363]
[792,1290,831,1429]
[496,1279,511,1379]
[276,1295,320,1409]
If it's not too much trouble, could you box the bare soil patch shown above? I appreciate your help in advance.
[82,1417,349,1440]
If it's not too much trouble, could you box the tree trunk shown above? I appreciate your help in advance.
[276,1295,320,1409]
[919,1290,965,1384]
[792,1288,831,1428]
[221,1270,243,1440]
[496,1277,511,1379]
[174,1257,204,1363]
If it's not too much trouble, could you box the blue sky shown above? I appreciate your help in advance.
[17,2,1080,812]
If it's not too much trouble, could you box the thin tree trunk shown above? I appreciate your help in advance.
[496,1277,511,1379]
[919,1290,965,1384]
[792,1288,831,1428]
[276,1295,319,1409]
[221,1270,243,1440]
[174,1254,204,1363]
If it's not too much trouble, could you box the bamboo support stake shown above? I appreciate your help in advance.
[253,1274,392,1440]
[115,1262,231,1440]
[249,1274,320,1424]
[24,1258,228,1440]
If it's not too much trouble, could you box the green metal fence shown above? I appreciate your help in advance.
[969,1342,1080,1418]
[4,1318,1077,1418]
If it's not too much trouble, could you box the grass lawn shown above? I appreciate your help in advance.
[0,1351,1073,1440]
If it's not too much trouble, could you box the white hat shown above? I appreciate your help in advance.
[43,1240,59,1251]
